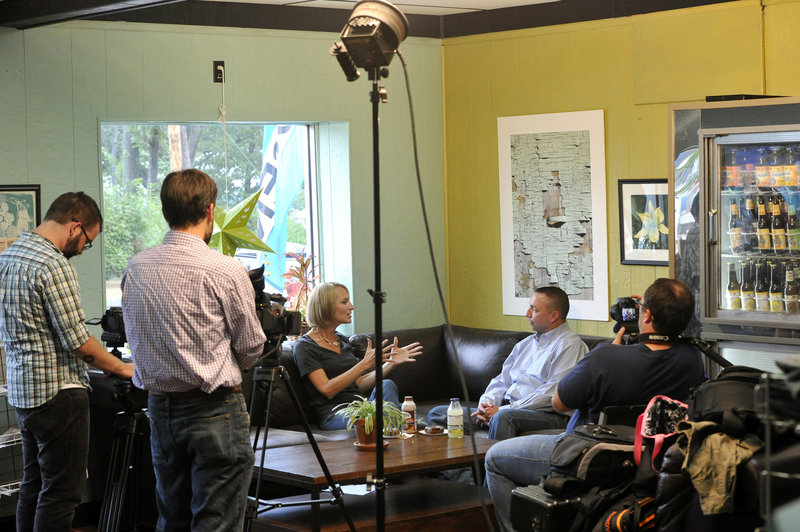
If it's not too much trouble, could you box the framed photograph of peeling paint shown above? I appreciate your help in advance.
[498,110,608,320]
[619,179,669,265]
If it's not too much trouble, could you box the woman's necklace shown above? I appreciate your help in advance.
[313,328,339,348]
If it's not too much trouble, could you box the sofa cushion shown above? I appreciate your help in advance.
[444,325,532,402]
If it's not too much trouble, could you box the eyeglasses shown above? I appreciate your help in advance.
[73,220,93,250]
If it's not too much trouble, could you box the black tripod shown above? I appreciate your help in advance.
[97,366,151,532]
[244,353,357,532]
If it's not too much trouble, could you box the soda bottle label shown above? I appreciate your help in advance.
[788,229,800,252]
[741,290,756,310]
[770,293,784,313]
[755,166,770,187]
[785,294,798,314]
[756,292,770,311]
[785,165,798,187]
[758,228,772,251]
[726,290,742,310]
[774,229,787,252]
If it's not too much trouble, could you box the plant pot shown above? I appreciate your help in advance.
[354,419,376,445]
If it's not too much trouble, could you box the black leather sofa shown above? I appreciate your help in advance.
[243,324,611,449]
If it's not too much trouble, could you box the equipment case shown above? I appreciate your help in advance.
[510,484,580,532]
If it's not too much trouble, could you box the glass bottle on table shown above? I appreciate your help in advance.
[447,398,464,439]
[401,395,417,433]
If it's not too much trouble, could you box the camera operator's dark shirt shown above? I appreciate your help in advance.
[294,333,362,425]
[557,341,706,432]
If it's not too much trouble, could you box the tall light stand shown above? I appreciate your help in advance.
[368,65,390,532]
[331,3,409,530]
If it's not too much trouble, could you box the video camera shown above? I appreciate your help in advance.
[609,297,639,344]
[248,265,302,360]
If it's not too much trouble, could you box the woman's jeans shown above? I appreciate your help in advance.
[147,391,254,532]
[320,379,400,430]
[15,388,90,532]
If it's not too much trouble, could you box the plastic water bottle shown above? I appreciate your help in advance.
[447,398,464,439]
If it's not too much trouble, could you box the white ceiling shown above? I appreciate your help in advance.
[198,0,558,16]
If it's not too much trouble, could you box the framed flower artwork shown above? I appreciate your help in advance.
[0,185,41,253]
[618,179,669,265]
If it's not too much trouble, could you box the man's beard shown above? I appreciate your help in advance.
[62,234,82,259]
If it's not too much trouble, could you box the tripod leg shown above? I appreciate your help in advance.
[276,367,358,532]
[244,365,357,532]
[99,412,139,532]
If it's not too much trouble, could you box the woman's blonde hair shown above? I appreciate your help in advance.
[305,282,349,329]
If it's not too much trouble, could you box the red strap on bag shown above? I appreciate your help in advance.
[633,395,688,472]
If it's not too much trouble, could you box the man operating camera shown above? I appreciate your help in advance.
[121,169,266,531]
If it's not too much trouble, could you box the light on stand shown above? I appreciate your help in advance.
[331,0,409,80]
[330,3,409,532]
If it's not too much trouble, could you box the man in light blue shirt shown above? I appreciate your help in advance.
[428,286,588,440]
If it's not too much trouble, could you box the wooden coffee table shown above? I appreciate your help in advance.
[251,433,496,530]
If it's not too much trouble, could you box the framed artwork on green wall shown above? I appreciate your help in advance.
[0,185,41,253]
[618,179,669,265]
[497,110,608,321]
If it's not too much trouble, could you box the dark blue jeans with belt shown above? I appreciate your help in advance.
[146,390,254,531]
[15,387,90,532]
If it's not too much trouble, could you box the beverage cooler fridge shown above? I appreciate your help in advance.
[672,98,800,371]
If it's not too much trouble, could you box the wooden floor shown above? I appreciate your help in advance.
[250,477,496,532]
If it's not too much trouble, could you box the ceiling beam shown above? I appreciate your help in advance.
[0,0,185,29]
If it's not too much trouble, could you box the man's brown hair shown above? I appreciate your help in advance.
[160,169,218,229]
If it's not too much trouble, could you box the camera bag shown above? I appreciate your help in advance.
[544,424,637,497]
[634,395,688,475]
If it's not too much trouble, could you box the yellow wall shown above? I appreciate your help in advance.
[441,0,787,336]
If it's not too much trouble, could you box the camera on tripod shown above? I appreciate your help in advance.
[609,297,639,344]
[99,306,126,354]
[247,265,302,358]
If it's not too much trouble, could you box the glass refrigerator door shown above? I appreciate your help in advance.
[702,128,800,345]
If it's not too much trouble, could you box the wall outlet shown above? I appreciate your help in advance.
[213,61,225,83]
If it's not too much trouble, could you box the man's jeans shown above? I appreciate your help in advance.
[320,379,400,430]
[147,391,254,531]
[427,404,567,440]
[15,388,90,532]
[485,432,563,532]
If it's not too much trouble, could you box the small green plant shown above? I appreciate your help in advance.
[333,395,406,435]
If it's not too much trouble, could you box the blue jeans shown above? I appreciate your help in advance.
[320,379,400,430]
[485,432,564,532]
[147,391,254,532]
[15,388,90,532]
[486,408,568,440]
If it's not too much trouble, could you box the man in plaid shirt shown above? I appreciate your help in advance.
[122,169,266,531]
[0,192,134,532]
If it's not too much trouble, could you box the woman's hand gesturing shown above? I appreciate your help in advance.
[383,337,423,365]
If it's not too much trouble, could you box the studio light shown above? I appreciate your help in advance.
[331,0,409,81]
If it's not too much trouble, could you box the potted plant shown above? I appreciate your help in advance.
[333,395,406,445]
[281,251,320,330]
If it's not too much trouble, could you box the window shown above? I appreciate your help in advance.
[100,122,317,307]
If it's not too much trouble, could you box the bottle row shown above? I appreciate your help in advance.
[723,144,800,191]
[725,258,800,314]
[727,193,800,255]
